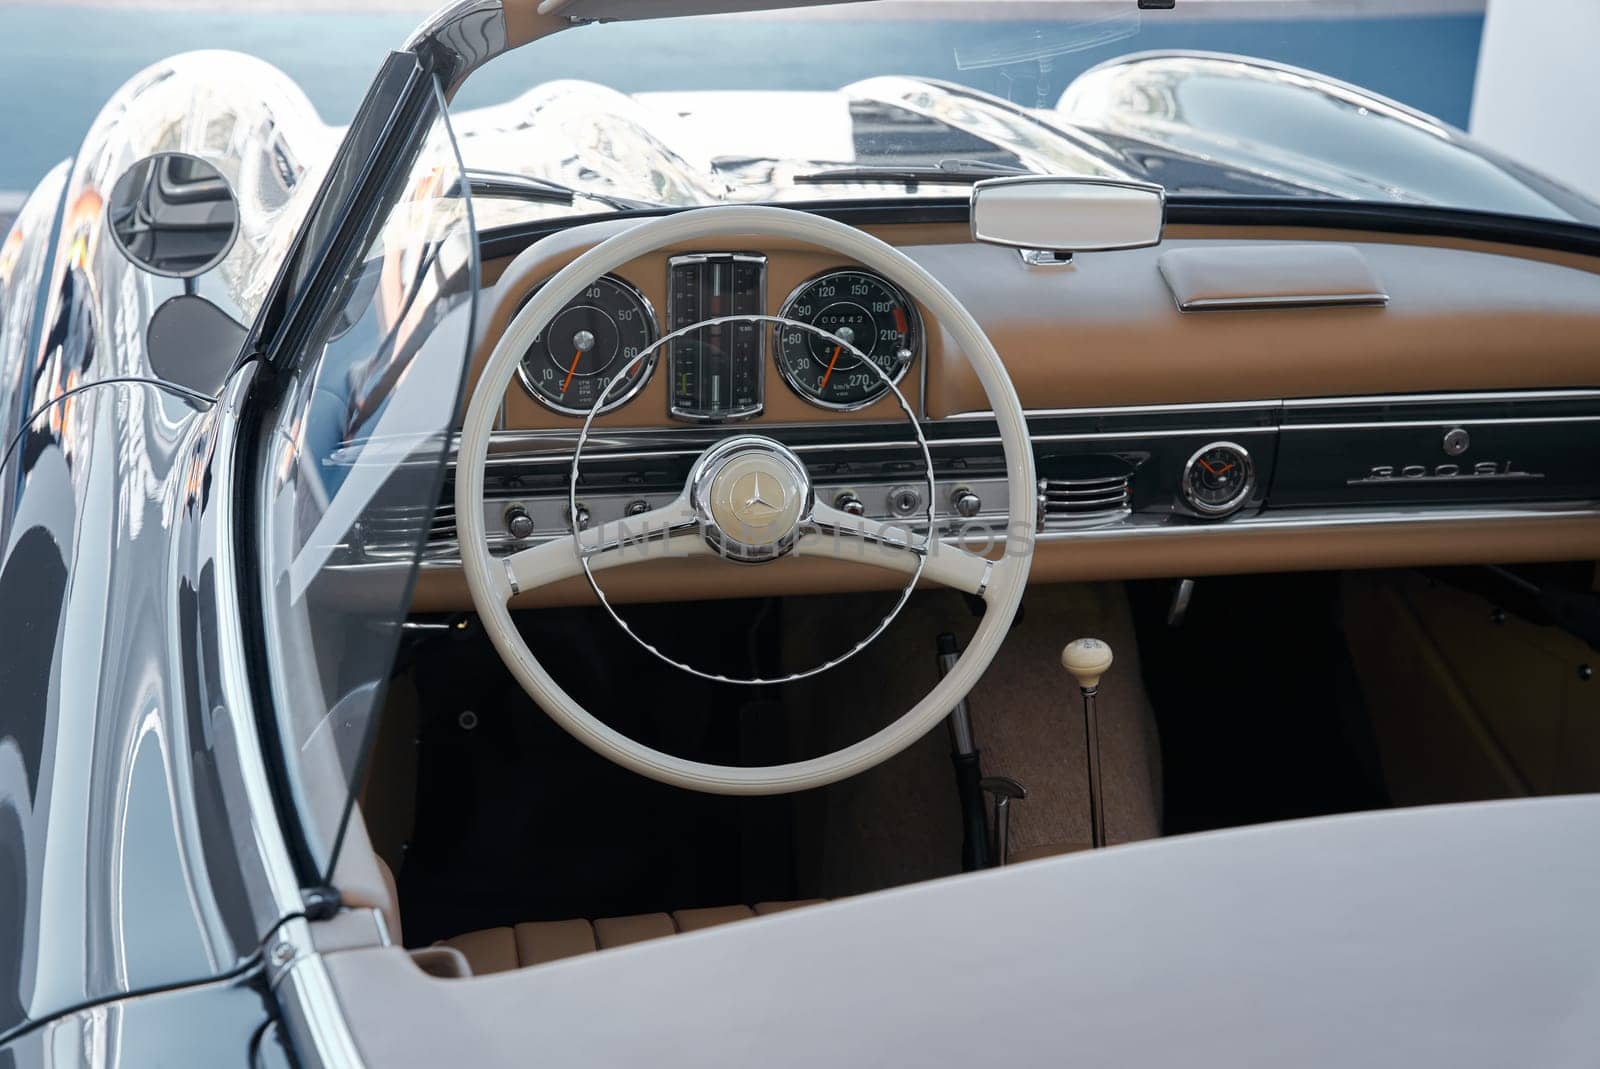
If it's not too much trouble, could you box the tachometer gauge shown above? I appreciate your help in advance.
[1182,441,1255,517]
[775,269,919,410]
[518,274,658,415]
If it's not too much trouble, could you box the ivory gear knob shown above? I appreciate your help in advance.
[1062,637,1112,848]
[1062,637,1114,690]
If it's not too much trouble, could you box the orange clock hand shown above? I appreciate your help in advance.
[819,345,844,390]
[559,349,583,395]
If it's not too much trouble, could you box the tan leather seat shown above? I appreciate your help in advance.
[441,900,825,975]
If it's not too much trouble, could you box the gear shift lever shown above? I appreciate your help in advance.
[1062,638,1113,849]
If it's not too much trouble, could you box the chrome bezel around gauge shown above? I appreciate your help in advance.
[667,252,767,423]
[1181,440,1256,518]
[515,273,660,417]
[774,268,923,413]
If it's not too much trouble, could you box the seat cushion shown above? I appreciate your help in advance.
[441,900,825,975]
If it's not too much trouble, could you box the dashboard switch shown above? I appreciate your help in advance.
[504,504,536,541]
[834,491,866,517]
[951,487,982,518]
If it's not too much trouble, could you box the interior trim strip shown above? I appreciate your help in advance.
[945,399,1282,420]
[1281,415,1600,432]
[1175,292,1388,311]
[375,501,1600,577]
[1036,501,1600,543]
[947,388,1600,422]
[467,389,1600,470]
[1282,388,1600,408]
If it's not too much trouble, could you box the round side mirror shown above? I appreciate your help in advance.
[107,152,239,278]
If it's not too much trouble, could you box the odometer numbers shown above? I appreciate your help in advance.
[775,270,919,410]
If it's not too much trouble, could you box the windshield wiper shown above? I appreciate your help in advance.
[793,159,1033,187]
[453,169,661,212]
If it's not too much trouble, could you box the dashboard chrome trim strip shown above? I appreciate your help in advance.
[1031,426,1275,444]
[1035,501,1600,542]
[1280,415,1600,432]
[944,388,1600,422]
[379,500,1600,577]
[472,424,1282,469]
[1281,388,1600,408]
[945,399,1282,420]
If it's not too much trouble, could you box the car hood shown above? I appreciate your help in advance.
[450,52,1600,229]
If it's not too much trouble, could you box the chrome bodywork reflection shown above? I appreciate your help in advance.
[1058,51,1582,219]
[0,161,70,459]
[19,51,332,415]
[0,367,295,1041]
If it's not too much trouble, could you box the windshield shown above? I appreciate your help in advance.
[256,69,478,882]
[448,0,1598,230]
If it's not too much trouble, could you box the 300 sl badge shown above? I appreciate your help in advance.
[1348,460,1544,485]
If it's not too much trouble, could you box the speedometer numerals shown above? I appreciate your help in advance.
[519,274,658,415]
[775,269,919,410]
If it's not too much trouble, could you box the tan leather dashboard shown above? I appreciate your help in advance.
[476,219,1600,429]
[398,217,1600,613]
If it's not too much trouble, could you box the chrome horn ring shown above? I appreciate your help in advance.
[569,312,935,686]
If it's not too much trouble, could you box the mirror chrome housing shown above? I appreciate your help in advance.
[970,176,1166,260]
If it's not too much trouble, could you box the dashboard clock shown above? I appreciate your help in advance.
[1182,441,1255,517]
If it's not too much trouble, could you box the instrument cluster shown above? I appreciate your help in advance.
[516,254,923,421]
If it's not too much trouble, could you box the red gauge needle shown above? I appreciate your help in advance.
[819,345,844,390]
[1199,459,1235,476]
[559,349,583,395]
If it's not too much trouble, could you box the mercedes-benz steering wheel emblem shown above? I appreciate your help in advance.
[695,437,812,562]
[732,471,786,528]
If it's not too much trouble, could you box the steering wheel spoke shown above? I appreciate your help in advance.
[502,496,703,597]
[800,502,994,597]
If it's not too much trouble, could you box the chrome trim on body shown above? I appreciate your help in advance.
[212,364,305,914]
[213,363,366,1061]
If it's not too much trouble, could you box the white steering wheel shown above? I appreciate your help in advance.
[456,205,1035,795]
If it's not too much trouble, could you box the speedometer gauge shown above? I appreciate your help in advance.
[775,269,919,410]
[518,274,658,416]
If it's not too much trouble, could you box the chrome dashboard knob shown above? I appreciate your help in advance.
[951,487,982,518]
[504,504,536,541]
[834,491,866,517]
